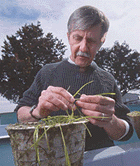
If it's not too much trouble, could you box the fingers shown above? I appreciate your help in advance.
[80,94,115,106]
[76,94,115,114]
[41,91,68,110]
[88,117,111,127]
[81,109,112,121]
[81,108,113,127]
[37,86,76,117]
[47,86,75,103]
[76,101,114,115]
[76,94,115,127]
[46,86,75,110]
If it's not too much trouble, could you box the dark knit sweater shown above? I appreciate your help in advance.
[15,59,133,151]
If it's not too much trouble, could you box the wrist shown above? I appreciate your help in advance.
[116,119,130,141]
[103,114,126,140]
[103,114,116,130]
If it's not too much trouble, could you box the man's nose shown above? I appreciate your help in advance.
[79,39,88,52]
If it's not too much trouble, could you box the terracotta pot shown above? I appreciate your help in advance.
[6,120,86,166]
[127,111,140,139]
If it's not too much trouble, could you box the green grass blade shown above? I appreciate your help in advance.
[33,126,41,166]
[83,123,92,137]
[73,80,94,97]
[59,125,71,166]
[44,126,51,151]
[97,93,116,96]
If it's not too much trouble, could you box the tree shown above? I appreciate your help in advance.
[95,41,140,96]
[0,22,66,103]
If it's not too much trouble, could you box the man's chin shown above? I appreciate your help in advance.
[76,56,89,62]
[75,57,91,67]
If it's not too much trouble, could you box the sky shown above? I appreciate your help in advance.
[0,0,140,112]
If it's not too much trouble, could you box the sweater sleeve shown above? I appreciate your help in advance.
[14,70,43,112]
[14,64,52,112]
[14,61,63,112]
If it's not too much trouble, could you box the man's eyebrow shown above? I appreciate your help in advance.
[73,34,81,37]
[72,34,96,43]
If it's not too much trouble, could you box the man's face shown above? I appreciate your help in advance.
[67,24,104,67]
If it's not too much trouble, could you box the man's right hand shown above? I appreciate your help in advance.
[32,86,76,119]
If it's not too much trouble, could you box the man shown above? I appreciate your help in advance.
[16,6,133,151]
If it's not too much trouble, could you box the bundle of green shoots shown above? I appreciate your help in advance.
[30,80,115,166]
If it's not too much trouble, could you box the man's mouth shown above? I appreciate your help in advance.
[76,51,91,58]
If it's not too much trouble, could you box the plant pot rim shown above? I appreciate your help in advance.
[127,111,140,118]
[6,119,88,131]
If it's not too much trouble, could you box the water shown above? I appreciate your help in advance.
[0,139,15,166]
[0,104,140,166]
[127,104,140,111]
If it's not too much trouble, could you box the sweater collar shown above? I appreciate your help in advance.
[67,58,98,71]
[68,58,76,65]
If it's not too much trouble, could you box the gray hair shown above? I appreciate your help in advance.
[67,6,109,37]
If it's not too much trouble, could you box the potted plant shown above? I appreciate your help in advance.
[6,117,87,166]
[127,111,140,139]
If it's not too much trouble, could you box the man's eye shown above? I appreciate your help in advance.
[73,36,82,41]
[87,39,96,44]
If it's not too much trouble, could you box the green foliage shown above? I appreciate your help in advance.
[0,22,66,102]
[95,41,140,96]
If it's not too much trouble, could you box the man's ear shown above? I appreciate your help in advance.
[101,32,107,44]
[67,32,70,42]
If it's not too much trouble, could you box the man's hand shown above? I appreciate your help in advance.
[33,86,76,119]
[76,94,115,127]
[76,94,127,140]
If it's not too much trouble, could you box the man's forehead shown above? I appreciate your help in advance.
[70,23,102,33]
[70,29,100,38]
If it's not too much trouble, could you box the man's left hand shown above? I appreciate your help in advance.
[76,94,115,127]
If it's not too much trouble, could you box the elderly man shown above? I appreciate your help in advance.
[16,6,133,151]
